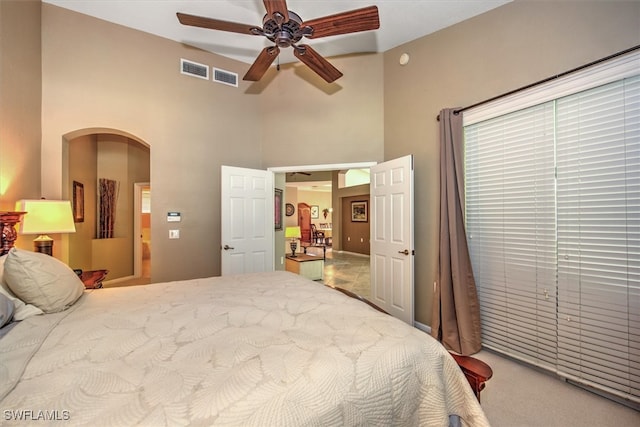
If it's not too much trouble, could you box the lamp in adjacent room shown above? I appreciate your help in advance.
[15,199,76,256]
[285,226,301,257]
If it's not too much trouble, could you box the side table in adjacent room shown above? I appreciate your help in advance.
[285,254,324,281]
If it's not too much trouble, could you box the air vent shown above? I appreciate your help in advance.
[180,58,209,80]
[213,68,238,87]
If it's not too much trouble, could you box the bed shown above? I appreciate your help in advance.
[0,213,490,426]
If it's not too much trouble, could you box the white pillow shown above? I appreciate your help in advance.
[3,248,84,313]
[0,254,44,320]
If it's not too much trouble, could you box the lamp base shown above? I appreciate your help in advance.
[289,241,298,258]
[33,235,54,256]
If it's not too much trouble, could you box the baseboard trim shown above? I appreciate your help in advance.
[414,321,432,334]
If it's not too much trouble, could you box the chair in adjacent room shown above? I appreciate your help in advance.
[311,224,325,244]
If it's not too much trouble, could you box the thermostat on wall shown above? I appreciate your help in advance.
[167,212,181,222]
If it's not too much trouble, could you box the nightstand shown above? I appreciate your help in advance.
[79,269,109,289]
[449,352,493,403]
[285,254,324,281]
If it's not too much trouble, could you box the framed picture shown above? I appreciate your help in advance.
[72,181,85,222]
[311,205,319,219]
[274,188,283,230]
[351,201,368,222]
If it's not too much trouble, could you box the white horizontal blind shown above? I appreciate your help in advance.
[465,103,558,370]
[556,75,640,401]
[465,68,640,404]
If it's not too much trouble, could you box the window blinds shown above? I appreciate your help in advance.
[464,65,639,404]
[466,103,558,371]
[556,76,639,401]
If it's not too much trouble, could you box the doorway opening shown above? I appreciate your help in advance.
[65,130,150,286]
[134,183,151,280]
[275,162,374,297]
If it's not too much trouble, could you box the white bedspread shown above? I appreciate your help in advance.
[0,271,490,426]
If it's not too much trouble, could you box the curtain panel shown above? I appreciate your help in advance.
[432,108,482,355]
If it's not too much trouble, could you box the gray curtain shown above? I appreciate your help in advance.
[432,108,482,355]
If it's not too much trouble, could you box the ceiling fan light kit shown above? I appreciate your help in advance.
[177,1,380,84]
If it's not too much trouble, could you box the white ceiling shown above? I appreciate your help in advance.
[43,1,511,65]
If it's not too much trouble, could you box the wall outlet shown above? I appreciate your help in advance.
[169,229,180,239]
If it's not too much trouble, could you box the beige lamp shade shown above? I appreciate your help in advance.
[285,226,301,239]
[15,200,76,235]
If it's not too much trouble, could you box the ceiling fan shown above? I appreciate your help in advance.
[177,0,380,83]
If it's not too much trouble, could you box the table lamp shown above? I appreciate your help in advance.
[15,199,76,256]
[285,226,301,257]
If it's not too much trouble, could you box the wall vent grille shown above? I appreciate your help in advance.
[213,68,238,87]
[180,59,209,80]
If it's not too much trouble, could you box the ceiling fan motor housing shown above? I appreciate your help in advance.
[263,11,304,47]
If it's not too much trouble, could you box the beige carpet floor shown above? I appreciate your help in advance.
[475,349,639,426]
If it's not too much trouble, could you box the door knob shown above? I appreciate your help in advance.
[223,245,234,250]
[398,249,410,255]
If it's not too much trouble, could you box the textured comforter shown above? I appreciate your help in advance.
[0,271,490,426]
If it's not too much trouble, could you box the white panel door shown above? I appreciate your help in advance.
[370,155,414,324]
[221,165,274,275]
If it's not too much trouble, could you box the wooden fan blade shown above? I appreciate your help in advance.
[243,46,280,81]
[264,0,289,24]
[302,6,379,39]
[177,12,258,35]
[294,45,343,83]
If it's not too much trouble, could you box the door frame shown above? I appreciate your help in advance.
[270,160,415,327]
[268,162,377,174]
[269,162,377,254]
[133,182,150,278]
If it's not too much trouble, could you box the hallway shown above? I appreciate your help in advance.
[320,250,370,299]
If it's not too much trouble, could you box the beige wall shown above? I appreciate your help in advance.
[68,134,97,268]
[1,1,638,327]
[259,53,385,168]
[40,4,264,282]
[297,189,332,227]
[383,0,640,325]
[38,4,385,283]
[0,0,41,214]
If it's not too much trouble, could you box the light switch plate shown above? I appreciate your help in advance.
[169,230,180,239]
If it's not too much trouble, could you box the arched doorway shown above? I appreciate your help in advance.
[64,129,150,284]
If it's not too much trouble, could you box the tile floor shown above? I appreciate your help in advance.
[319,249,371,299]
